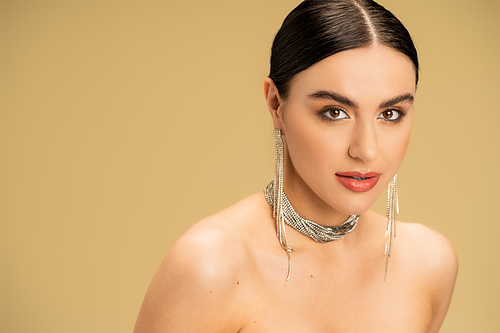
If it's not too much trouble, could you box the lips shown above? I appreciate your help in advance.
[335,171,381,192]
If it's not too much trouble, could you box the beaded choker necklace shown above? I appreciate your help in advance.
[264,180,360,243]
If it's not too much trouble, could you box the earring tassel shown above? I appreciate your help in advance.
[273,129,293,281]
[384,174,398,281]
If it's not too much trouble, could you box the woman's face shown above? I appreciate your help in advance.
[266,44,416,221]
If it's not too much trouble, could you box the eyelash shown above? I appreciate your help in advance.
[377,108,407,123]
[319,106,407,124]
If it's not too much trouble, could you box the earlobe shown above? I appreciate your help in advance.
[264,77,285,130]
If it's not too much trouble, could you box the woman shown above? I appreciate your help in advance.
[134,0,458,332]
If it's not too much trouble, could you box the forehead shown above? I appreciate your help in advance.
[289,44,416,103]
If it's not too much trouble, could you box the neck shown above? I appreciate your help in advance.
[264,180,360,244]
[283,169,351,228]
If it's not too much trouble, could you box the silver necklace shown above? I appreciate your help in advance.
[264,180,360,243]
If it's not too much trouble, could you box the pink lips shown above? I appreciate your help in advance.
[335,171,381,192]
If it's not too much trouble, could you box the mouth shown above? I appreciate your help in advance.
[335,172,381,192]
[351,176,370,180]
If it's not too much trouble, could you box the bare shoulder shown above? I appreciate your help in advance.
[397,221,458,278]
[162,190,270,288]
[364,210,458,276]
[134,192,269,333]
[396,221,458,332]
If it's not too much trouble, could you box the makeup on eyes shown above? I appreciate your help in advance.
[377,107,407,123]
[307,89,413,124]
[317,105,407,123]
[319,106,349,121]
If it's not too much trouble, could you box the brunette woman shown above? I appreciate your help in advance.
[134,1,458,332]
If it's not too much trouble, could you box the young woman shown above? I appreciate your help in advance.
[134,0,458,332]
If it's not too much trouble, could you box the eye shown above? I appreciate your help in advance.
[378,109,401,121]
[322,107,349,120]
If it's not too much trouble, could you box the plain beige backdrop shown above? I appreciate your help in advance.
[1,0,499,332]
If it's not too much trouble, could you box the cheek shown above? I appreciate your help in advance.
[284,117,349,174]
[379,121,413,170]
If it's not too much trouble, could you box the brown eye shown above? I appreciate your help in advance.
[329,109,340,118]
[322,108,349,120]
[378,109,401,121]
[382,110,393,119]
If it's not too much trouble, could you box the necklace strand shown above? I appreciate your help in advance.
[264,180,360,243]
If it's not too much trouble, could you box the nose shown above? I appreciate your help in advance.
[348,122,378,162]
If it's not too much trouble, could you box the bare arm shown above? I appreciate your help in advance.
[425,229,459,333]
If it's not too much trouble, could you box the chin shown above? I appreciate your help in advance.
[341,204,373,216]
[331,194,379,216]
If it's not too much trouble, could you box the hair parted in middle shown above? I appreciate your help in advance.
[269,0,419,100]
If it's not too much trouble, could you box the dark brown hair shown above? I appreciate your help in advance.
[269,0,419,100]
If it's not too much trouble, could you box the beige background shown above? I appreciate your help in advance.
[1,0,499,332]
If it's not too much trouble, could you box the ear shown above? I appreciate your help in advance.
[264,77,285,132]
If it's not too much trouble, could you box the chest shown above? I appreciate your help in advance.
[238,246,433,332]
[240,276,431,333]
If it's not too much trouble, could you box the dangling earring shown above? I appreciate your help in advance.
[273,128,293,281]
[384,174,399,281]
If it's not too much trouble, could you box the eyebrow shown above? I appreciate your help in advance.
[379,93,414,108]
[307,90,414,109]
[308,90,358,108]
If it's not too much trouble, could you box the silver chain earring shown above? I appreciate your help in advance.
[384,174,399,281]
[272,129,294,281]
[265,128,361,281]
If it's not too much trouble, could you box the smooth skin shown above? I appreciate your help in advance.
[134,44,458,333]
